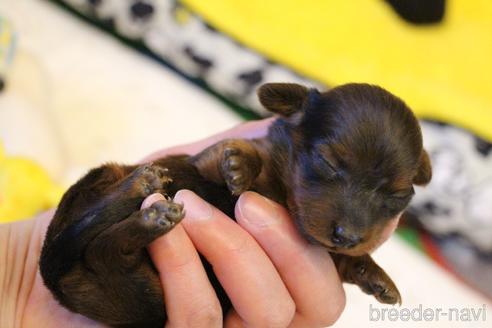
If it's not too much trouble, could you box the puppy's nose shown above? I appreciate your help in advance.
[331,226,361,248]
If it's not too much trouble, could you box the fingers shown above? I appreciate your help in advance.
[144,194,223,328]
[174,190,296,328]
[142,117,275,162]
[236,192,346,327]
[145,190,347,327]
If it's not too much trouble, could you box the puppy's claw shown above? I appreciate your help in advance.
[350,258,401,306]
[132,164,174,196]
[142,183,153,195]
[371,276,401,305]
[224,147,240,157]
[155,167,169,178]
[230,186,243,196]
[230,174,243,185]
[142,163,153,172]
[227,157,241,170]
[375,287,402,305]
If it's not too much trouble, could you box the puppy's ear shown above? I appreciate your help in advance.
[413,150,432,185]
[257,83,310,117]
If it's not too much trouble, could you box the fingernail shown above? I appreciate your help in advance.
[141,193,166,209]
[237,192,279,228]
[174,189,213,221]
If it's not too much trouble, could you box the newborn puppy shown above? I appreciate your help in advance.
[40,83,431,327]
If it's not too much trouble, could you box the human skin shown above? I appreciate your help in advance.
[0,118,399,328]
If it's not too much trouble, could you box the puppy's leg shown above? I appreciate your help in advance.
[332,254,402,305]
[110,163,173,200]
[190,139,262,195]
[42,166,181,326]
[40,163,174,304]
[85,198,184,272]
[59,200,184,327]
[47,163,173,250]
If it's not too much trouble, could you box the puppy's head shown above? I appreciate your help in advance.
[259,83,432,256]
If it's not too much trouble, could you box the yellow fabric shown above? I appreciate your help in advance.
[183,0,492,140]
[0,143,63,222]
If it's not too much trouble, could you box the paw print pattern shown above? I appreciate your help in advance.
[474,136,492,157]
[410,121,492,252]
[60,0,318,114]
[183,45,214,72]
[130,1,155,21]
[87,0,102,7]
[238,69,264,88]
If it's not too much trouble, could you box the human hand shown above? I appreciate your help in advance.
[145,189,346,328]
[0,119,276,327]
[0,210,106,327]
[143,117,346,327]
[0,117,399,327]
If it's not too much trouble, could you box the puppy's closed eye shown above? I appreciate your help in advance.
[310,151,340,180]
[382,188,415,215]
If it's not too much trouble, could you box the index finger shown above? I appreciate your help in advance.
[143,194,223,328]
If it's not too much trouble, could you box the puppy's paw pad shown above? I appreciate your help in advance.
[141,207,167,228]
[224,147,240,157]
[133,164,173,196]
[151,199,185,223]
[140,199,184,233]
[225,156,241,170]
[374,285,402,305]
[353,261,401,305]
[222,147,254,196]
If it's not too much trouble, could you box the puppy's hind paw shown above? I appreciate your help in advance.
[141,199,184,233]
[132,164,173,196]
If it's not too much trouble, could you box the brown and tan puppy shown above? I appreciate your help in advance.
[40,83,431,327]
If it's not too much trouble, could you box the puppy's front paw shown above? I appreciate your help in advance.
[221,147,257,196]
[354,261,402,305]
[132,164,173,196]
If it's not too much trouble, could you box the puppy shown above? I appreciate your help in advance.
[40,83,431,327]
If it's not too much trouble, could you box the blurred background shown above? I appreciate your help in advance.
[0,0,491,327]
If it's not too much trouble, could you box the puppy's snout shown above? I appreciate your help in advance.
[331,226,361,248]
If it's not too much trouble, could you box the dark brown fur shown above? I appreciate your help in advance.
[40,83,431,327]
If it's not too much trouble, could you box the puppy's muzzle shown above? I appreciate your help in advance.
[331,226,361,248]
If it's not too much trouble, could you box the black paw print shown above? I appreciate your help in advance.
[87,0,102,7]
[130,1,155,21]
[474,136,492,157]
